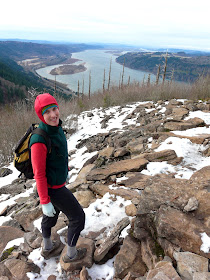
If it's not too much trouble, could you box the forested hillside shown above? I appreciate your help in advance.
[0,56,51,103]
[0,41,101,103]
[116,52,210,82]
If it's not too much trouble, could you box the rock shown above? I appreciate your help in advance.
[141,237,160,270]
[60,237,94,272]
[75,164,95,183]
[184,197,199,212]
[89,183,141,200]
[173,251,209,280]
[146,260,182,280]
[188,117,205,127]
[125,204,137,217]
[157,237,180,260]
[99,146,115,158]
[168,99,183,106]
[86,157,148,181]
[67,164,95,191]
[193,272,210,280]
[0,262,13,279]
[170,133,210,144]
[80,266,89,280]
[0,206,10,216]
[84,227,106,241]
[114,148,130,158]
[190,165,210,181]
[24,228,42,249]
[0,226,24,255]
[114,235,147,279]
[0,168,13,177]
[119,173,151,190]
[14,206,42,232]
[156,205,210,259]
[47,275,57,280]
[94,217,130,262]
[163,117,205,131]
[143,149,178,162]
[126,141,145,154]
[0,182,26,196]
[172,107,189,120]
[4,258,40,280]
[73,190,96,208]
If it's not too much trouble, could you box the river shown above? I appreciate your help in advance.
[36,49,156,94]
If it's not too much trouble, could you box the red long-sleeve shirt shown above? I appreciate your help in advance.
[31,143,65,204]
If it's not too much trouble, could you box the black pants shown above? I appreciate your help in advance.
[41,186,85,247]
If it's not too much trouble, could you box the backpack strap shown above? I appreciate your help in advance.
[31,127,51,153]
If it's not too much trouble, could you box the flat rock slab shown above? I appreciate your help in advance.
[86,158,148,181]
[94,217,130,262]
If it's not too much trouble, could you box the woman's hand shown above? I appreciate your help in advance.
[42,202,56,217]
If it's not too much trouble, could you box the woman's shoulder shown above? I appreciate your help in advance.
[30,132,47,147]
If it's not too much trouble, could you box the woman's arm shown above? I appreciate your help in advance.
[31,143,51,204]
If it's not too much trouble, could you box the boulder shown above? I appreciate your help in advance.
[134,172,210,259]
[86,157,148,181]
[155,205,210,259]
[171,107,189,120]
[146,260,182,280]
[14,206,42,232]
[0,226,24,255]
[193,272,210,280]
[164,117,205,131]
[114,235,147,279]
[24,228,42,249]
[73,190,96,208]
[173,251,209,280]
[4,258,40,280]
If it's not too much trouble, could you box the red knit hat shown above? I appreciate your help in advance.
[34,93,59,123]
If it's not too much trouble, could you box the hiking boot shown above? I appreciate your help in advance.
[62,248,87,263]
[41,240,62,260]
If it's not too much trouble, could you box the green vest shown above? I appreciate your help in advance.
[30,120,68,186]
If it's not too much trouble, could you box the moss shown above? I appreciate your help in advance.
[154,239,165,258]
[0,246,15,261]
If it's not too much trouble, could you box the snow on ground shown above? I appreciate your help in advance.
[0,102,210,279]
[200,233,210,253]
[142,136,210,179]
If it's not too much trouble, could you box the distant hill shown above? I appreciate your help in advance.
[116,52,210,82]
[0,41,101,60]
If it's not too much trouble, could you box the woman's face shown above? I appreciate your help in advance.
[43,107,60,126]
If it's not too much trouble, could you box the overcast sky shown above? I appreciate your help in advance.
[1,0,210,51]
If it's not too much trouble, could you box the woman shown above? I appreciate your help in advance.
[30,93,86,262]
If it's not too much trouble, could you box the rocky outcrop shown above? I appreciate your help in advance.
[0,98,209,279]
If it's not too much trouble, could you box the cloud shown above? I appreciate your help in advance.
[1,0,210,50]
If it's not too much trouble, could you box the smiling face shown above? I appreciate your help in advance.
[43,106,60,126]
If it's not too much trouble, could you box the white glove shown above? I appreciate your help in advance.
[42,202,56,217]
